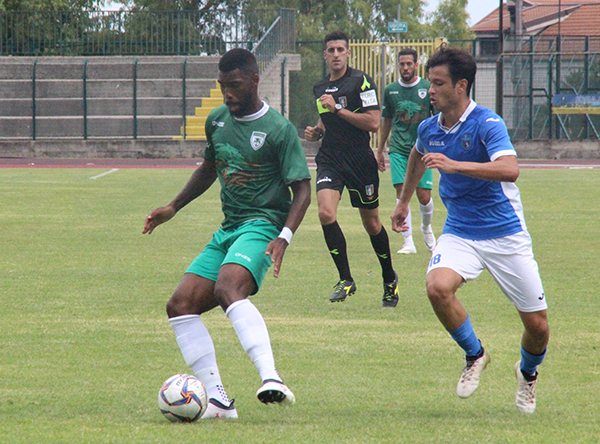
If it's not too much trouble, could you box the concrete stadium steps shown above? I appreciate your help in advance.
[0,97,204,117]
[0,56,220,139]
[0,116,185,138]
[175,81,223,141]
[0,79,216,100]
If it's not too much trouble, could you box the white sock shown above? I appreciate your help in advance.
[403,206,413,243]
[419,197,434,228]
[169,314,230,404]
[226,299,280,383]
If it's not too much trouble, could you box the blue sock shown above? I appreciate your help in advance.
[520,346,546,375]
[448,316,482,357]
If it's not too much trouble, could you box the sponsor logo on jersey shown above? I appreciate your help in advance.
[365,184,374,197]
[360,89,378,107]
[325,86,339,93]
[429,140,445,147]
[316,176,332,185]
[460,134,473,151]
[250,131,267,150]
[212,120,225,127]
[418,88,428,99]
[486,117,501,122]
[389,91,399,95]
[339,96,347,108]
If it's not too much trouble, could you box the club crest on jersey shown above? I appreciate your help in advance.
[460,134,473,151]
[365,184,375,197]
[418,88,427,99]
[250,131,267,150]
[339,96,347,108]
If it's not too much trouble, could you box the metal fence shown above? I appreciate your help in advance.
[0,8,297,141]
[4,9,600,142]
[465,36,600,141]
[0,8,281,56]
[253,8,295,73]
[349,39,445,150]
[498,36,600,141]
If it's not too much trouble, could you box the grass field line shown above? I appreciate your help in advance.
[89,168,119,179]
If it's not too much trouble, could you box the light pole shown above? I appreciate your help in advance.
[496,0,504,116]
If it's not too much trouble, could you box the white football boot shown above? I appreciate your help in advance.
[421,225,436,252]
[397,235,417,254]
[515,361,537,413]
[456,349,491,398]
[201,398,238,419]
[256,380,295,407]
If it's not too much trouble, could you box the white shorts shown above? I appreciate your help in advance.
[428,232,548,313]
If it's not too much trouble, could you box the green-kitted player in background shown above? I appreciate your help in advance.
[377,48,436,255]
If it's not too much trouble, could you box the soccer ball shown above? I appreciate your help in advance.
[158,374,208,422]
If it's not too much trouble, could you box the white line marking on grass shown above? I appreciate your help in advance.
[90,168,119,179]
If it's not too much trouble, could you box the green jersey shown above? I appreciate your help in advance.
[382,77,433,156]
[205,103,311,231]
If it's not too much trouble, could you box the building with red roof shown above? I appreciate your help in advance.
[472,0,600,57]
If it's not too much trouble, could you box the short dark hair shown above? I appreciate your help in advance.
[426,46,477,95]
[219,48,259,77]
[324,30,349,47]
[398,48,418,63]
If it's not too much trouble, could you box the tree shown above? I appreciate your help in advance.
[1,0,102,10]
[428,0,474,43]
[242,0,430,41]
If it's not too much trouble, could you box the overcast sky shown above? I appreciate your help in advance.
[424,0,498,25]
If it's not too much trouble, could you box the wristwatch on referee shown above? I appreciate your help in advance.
[334,103,342,114]
[316,127,324,140]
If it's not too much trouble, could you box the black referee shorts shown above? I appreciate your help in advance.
[315,154,380,210]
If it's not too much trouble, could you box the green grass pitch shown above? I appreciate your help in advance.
[0,166,598,443]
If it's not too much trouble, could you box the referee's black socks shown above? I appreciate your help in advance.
[369,226,395,284]
[322,221,352,282]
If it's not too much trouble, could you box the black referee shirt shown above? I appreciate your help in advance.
[313,66,380,164]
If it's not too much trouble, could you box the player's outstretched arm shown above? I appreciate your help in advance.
[423,153,519,182]
[391,147,425,232]
[265,178,311,278]
[142,158,218,235]
[376,117,393,172]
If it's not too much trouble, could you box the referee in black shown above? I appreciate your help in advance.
[304,30,399,308]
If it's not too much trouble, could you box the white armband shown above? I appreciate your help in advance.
[278,227,293,244]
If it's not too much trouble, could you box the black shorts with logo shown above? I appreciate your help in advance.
[315,151,380,210]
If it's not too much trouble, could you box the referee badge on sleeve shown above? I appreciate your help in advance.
[360,90,378,107]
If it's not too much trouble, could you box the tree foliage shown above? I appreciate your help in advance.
[1,0,102,10]
[428,0,474,43]
[241,0,430,41]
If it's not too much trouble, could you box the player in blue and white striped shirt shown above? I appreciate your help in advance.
[391,46,549,414]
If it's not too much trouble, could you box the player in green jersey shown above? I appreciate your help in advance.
[377,48,436,255]
[143,48,311,419]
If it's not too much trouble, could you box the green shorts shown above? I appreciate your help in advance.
[389,152,433,189]
[186,219,279,294]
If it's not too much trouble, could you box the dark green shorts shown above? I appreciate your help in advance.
[186,220,279,294]
[389,152,433,189]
